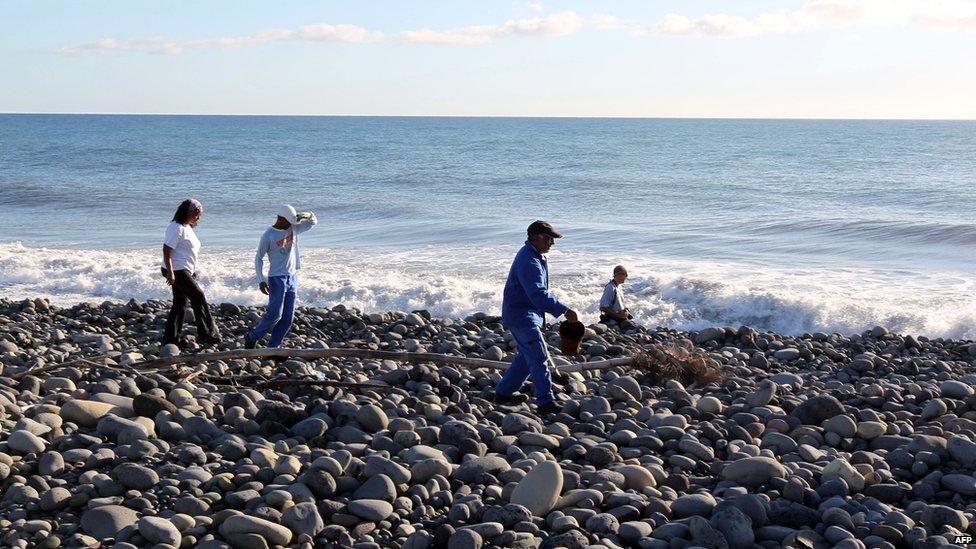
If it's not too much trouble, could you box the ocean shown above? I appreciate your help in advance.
[1,114,974,338]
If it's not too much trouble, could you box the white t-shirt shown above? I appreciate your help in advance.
[162,221,200,273]
[600,280,625,313]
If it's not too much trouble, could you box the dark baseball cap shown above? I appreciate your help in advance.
[527,220,563,238]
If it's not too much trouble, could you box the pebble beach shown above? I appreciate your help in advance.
[2,297,976,549]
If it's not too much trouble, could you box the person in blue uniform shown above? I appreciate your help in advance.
[495,220,578,415]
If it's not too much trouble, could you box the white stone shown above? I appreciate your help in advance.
[822,458,864,491]
[696,396,723,414]
[511,460,563,517]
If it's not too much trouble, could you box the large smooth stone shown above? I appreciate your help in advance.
[511,460,563,516]
[138,516,181,546]
[949,436,976,468]
[921,504,968,531]
[941,380,974,399]
[219,514,293,546]
[721,457,786,487]
[402,445,447,464]
[39,487,71,512]
[81,505,139,539]
[450,529,483,549]
[696,396,724,414]
[60,399,116,427]
[712,504,754,549]
[747,380,777,407]
[614,464,657,490]
[608,376,641,401]
[773,348,800,361]
[672,493,716,518]
[347,499,394,522]
[353,474,397,502]
[454,455,510,483]
[356,404,389,432]
[554,489,604,510]
[791,395,844,426]
[291,417,328,440]
[411,458,452,482]
[363,456,411,484]
[282,501,325,538]
[133,394,177,418]
[822,415,857,438]
[8,430,46,454]
[114,463,159,490]
[822,458,864,492]
[942,474,976,496]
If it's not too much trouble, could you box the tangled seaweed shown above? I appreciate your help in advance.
[631,341,725,386]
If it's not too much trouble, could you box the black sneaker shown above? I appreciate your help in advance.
[199,335,222,348]
[244,335,257,349]
[493,392,529,405]
[537,401,562,415]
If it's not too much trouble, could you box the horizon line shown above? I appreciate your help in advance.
[2,111,975,122]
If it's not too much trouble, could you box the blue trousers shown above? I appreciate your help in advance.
[248,275,297,347]
[496,325,554,405]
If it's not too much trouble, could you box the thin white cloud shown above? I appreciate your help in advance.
[286,24,384,43]
[596,0,976,39]
[58,23,385,54]
[590,13,622,31]
[650,12,805,38]
[397,11,582,45]
[528,3,544,14]
[58,12,582,54]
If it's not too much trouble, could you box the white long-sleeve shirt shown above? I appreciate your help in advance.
[254,213,317,283]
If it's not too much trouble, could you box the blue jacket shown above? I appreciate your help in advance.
[501,242,569,329]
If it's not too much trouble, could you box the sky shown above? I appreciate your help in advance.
[2,0,976,118]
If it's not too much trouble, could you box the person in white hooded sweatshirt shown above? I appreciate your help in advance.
[244,204,317,348]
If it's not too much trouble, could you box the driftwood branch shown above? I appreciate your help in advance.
[128,348,514,371]
[177,367,208,383]
[12,354,113,380]
[29,347,719,386]
[556,358,634,373]
[128,347,641,373]
[256,379,397,391]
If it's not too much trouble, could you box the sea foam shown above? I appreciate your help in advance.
[2,241,973,339]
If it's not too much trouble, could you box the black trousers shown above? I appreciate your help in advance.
[162,269,217,344]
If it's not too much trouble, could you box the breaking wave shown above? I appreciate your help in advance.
[2,241,973,340]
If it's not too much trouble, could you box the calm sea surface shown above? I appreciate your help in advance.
[1,114,974,337]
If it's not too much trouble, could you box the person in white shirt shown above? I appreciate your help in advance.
[161,199,220,348]
[599,265,635,330]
